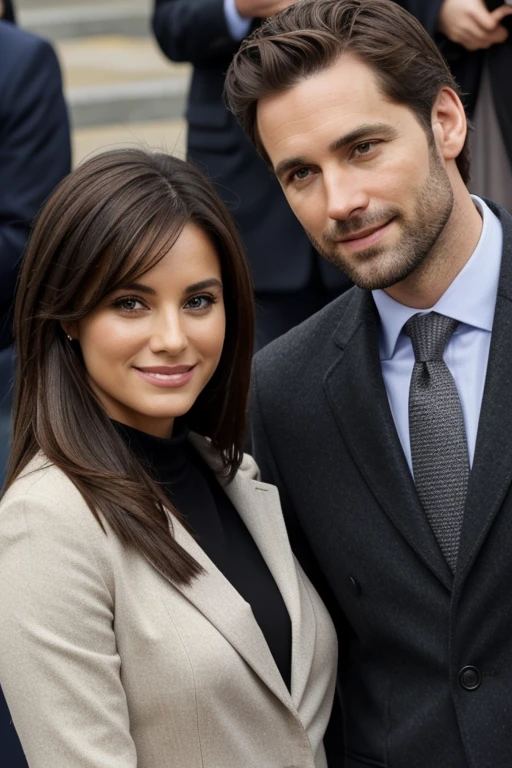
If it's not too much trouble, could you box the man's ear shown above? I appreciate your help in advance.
[431,86,467,163]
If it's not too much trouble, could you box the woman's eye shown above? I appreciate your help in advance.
[186,294,215,311]
[114,297,145,312]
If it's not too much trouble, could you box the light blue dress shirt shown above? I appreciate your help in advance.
[372,197,503,472]
[224,0,252,40]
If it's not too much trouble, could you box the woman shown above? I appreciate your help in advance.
[0,149,337,768]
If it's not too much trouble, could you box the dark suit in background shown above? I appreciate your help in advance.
[0,21,71,351]
[252,202,512,767]
[152,0,351,348]
[0,20,71,767]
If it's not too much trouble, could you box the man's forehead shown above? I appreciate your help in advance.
[256,55,397,162]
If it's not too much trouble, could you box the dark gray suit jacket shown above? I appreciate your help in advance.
[251,202,512,767]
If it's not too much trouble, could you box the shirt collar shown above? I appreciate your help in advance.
[372,196,502,360]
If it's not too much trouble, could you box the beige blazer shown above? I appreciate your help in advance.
[0,435,337,768]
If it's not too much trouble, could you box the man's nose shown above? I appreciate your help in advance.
[325,170,369,221]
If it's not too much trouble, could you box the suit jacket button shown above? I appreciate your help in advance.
[349,576,361,596]
[459,666,481,691]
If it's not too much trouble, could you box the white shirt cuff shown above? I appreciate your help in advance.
[224,0,252,40]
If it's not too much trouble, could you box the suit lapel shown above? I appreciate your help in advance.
[457,204,512,577]
[324,289,453,589]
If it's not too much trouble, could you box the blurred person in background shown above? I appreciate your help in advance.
[152,0,352,350]
[0,17,71,768]
[396,0,512,210]
[0,0,16,23]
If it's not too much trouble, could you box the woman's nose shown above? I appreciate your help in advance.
[149,310,188,355]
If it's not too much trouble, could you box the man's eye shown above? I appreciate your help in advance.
[355,141,376,156]
[292,167,311,181]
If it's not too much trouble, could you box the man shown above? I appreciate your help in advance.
[396,0,512,210]
[225,0,512,765]
[152,0,350,349]
[0,19,71,768]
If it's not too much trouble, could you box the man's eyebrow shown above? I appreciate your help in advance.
[328,123,398,153]
[275,123,398,181]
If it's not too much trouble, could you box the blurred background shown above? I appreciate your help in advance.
[17,0,190,165]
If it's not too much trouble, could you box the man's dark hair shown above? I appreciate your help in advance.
[225,0,470,183]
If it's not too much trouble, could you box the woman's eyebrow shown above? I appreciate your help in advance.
[117,278,223,296]
[119,282,156,296]
[184,278,223,294]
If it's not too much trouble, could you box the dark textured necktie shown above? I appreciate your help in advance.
[404,312,469,572]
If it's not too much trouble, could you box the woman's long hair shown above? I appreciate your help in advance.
[4,148,254,584]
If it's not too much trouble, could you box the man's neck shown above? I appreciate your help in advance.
[384,191,483,310]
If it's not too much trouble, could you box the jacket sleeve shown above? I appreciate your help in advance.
[152,0,242,66]
[0,490,137,768]
[392,0,445,36]
[0,35,71,318]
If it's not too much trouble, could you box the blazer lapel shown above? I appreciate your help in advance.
[456,203,512,578]
[219,462,316,711]
[147,436,296,712]
[324,289,453,589]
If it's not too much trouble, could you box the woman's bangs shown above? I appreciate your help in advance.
[79,209,188,314]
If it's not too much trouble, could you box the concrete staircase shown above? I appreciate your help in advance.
[17,0,190,165]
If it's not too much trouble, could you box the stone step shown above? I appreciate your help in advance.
[56,35,191,129]
[18,0,152,40]
[18,0,133,6]
[68,77,188,128]
[73,118,188,167]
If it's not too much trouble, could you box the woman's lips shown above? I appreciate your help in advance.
[134,365,196,388]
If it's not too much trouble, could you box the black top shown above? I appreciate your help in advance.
[115,420,292,691]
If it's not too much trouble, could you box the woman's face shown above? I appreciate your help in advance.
[69,223,226,438]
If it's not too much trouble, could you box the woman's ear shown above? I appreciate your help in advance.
[60,322,77,342]
[431,86,467,164]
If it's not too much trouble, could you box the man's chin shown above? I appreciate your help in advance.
[337,251,421,291]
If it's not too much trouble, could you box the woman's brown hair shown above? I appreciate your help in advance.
[4,148,254,584]
[225,0,471,184]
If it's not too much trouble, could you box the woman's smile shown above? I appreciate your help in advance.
[133,364,197,387]
[69,222,226,438]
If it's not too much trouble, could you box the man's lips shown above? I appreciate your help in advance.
[334,218,395,251]
[336,219,393,243]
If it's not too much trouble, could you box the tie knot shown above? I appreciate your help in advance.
[404,312,459,362]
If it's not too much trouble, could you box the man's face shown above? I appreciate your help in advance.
[257,55,454,291]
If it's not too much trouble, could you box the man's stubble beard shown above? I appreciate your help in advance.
[304,146,455,291]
